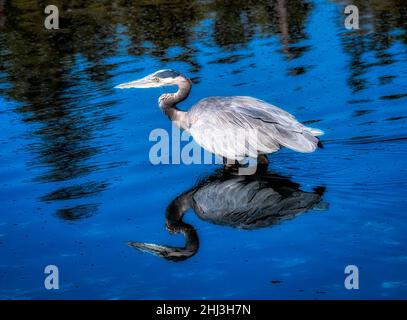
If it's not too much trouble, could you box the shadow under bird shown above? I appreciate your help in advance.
[128,169,328,262]
[115,69,324,167]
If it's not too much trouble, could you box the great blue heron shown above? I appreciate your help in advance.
[116,69,324,167]
[128,169,327,262]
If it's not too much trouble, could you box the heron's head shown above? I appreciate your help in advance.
[115,69,188,89]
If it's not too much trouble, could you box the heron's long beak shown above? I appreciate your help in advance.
[127,221,199,262]
[127,241,196,262]
[115,76,162,89]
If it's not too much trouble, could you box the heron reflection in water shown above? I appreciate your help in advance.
[116,70,324,169]
[128,168,328,261]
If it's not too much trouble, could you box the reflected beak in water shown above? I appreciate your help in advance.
[114,76,163,89]
[127,241,194,262]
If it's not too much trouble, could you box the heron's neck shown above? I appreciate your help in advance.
[129,192,198,261]
[159,77,191,130]
[163,192,198,261]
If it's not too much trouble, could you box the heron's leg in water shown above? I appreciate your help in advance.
[258,154,269,165]
[223,157,238,170]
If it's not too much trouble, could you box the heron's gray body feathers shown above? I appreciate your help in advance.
[187,96,323,160]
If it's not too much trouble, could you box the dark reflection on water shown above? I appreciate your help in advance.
[40,181,108,201]
[129,169,327,262]
[337,0,407,93]
[0,1,124,218]
[55,203,99,221]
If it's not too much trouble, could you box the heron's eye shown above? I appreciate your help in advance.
[152,77,160,82]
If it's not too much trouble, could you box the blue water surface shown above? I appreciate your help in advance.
[0,0,406,299]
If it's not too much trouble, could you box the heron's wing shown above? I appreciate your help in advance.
[187,96,322,159]
[192,176,324,229]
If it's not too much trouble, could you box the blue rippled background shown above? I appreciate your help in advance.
[0,0,406,299]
